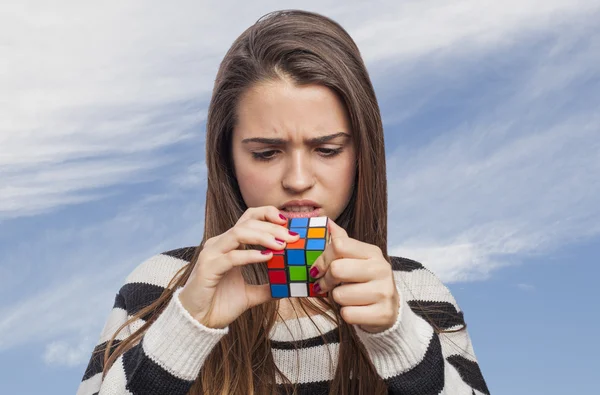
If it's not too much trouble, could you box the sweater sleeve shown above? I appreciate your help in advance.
[76,286,228,395]
[354,258,490,395]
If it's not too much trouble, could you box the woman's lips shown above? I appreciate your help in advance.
[280,207,323,218]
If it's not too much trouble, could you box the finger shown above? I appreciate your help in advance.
[212,249,273,275]
[313,258,373,292]
[238,205,288,226]
[330,282,380,306]
[311,236,372,280]
[226,219,299,251]
[243,219,299,246]
[213,220,299,254]
[245,283,272,308]
[339,304,397,328]
[327,217,348,240]
[311,218,348,278]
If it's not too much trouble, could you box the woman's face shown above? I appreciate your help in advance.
[231,79,356,220]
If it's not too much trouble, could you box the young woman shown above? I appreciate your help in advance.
[77,9,489,395]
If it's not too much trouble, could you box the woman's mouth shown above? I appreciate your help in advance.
[280,206,321,218]
[282,206,315,213]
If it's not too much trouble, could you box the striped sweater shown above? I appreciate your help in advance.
[77,247,490,395]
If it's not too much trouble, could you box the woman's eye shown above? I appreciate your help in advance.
[251,150,279,161]
[251,147,343,161]
[317,147,343,157]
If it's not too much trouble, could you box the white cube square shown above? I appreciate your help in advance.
[309,216,327,227]
[289,283,308,297]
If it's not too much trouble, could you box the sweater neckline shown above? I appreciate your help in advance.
[269,310,338,342]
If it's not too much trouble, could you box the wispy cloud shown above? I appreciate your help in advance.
[0,272,117,352]
[388,22,600,281]
[0,192,205,352]
[389,111,600,281]
[0,156,176,219]
[43,338,95,367]
[517,283,535,292]
[353,0,600,64]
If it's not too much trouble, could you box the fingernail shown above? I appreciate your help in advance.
[261,249,272,255]
[279,214,287,220]
[289,230,298,236]
[275,238,285,244]
[309,266,319,277]
[313,282,322,294]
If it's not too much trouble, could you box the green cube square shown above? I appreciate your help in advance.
[306,250,323,266]
[289,266,307,281]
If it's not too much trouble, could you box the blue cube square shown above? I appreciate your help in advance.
[271,284,289,298]
[287,250,305,265]
[306,239,325,250]
[290,218,309,227]
[290,227,307,238]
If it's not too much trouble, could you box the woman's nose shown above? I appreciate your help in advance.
[281,152,315,192]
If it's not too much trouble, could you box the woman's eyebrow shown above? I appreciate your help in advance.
[241,132,350,145]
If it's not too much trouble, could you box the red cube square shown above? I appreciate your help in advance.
[269,270,287,284]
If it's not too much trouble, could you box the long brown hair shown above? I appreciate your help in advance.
[103,9,390,394]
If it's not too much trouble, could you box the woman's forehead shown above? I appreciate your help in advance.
[234,81,351,141]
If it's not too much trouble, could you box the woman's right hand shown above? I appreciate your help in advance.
[178,206,298,329]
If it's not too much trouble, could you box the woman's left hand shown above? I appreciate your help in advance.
[310,218,400,333]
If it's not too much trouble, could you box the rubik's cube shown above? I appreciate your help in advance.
[268,216,330,298]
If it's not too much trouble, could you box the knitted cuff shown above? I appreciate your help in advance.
[354,287,434,379]
[142,287,228,381]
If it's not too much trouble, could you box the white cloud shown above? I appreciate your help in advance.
[352,0,600,64]
[0,273,117,352]
[171,162,208,190]
[0,156,175,219]
[43,337,95,367]
[0,192,205,352]
[388,28,600,282]
[389,111,600,281]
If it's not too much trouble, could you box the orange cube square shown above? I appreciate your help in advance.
[286,238,306,249]
[307,228,326,238]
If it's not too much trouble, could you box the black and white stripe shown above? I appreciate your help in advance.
[77,248,489,395]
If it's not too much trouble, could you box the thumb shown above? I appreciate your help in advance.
[327,217,348,240]
[245,283,272,308]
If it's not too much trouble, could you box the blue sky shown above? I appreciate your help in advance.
[1,1,599,394]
